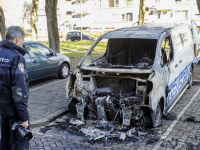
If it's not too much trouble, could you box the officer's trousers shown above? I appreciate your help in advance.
[0,115,30,150]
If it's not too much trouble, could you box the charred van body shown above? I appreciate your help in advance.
[66,22,200,128]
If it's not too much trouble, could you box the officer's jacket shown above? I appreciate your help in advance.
[0,40,29,122]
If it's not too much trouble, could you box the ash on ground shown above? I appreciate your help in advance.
[40,114,161,146]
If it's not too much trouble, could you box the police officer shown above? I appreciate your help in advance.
[0,26,30,150]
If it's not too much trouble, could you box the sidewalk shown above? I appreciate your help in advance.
[28,78,69,127]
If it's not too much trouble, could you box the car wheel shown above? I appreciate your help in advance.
[58,63,69,79]
[188,66,193,89]
[150,102,162,127]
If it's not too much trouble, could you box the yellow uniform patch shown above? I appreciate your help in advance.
[18,63,24,73]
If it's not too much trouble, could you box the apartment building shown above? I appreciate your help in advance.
[37,0,200,37]
[145,0,200,26]
[63,0,139,31]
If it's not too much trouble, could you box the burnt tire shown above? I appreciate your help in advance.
[188,66,193,89]
[58,63,69,79]
[68,98,78,115]
[143,113,153,127]
[150,103,162,127]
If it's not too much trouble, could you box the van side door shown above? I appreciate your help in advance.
[161,34,179,108]
[167,28,193,107]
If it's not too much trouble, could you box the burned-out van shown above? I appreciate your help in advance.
[66,22,200,127]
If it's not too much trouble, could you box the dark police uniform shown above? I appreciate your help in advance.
[0,40,29,150]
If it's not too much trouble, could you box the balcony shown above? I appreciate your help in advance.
[73,4,91,14]
[75,18,91,27]
[175,0,189,5]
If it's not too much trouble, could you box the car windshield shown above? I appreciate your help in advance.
[88,38,157,69]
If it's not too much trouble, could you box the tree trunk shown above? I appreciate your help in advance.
[45,0,60,53]
[197,0,200,14]
[0,0,6,40]
[138,0,146,25]
[31,0,39,41]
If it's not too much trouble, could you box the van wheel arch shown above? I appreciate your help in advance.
[143,98,164,128]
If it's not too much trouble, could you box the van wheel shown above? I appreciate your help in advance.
[68,98,78,115]
[143,112,153,127]
[188,66,193,89]
[58,63,69,79]
[150,103,162,127]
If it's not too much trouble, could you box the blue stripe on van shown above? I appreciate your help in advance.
[194,56,199,64]
[167,63,191,106]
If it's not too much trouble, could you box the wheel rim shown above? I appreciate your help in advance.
[155,105,161,124]
[62,65,69,77]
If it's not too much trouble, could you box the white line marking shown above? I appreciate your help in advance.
[152,88,200,150]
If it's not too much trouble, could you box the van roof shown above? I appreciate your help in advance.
[101,23,188,39]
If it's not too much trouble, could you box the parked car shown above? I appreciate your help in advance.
[66,22,200,128]
[23,41,70,81]
[66,31,95,41]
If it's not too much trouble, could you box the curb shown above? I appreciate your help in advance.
[30,109,69,127]
[193,80,200,85]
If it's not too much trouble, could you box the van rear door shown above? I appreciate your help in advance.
[191,20,200,61]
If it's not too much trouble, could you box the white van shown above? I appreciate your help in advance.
[66,22,200,128]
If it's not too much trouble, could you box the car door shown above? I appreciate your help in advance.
[76,32,81,40]
[25,43,58,79]
[23,45,33,80]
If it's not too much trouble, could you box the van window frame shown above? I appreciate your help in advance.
[161,34,175,67]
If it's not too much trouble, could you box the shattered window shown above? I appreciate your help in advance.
[91,39,108,61]
[91,38,157,69]
[161,36,173,65]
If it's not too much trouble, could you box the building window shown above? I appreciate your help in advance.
[195,14,200,20]
[109,0,114,7]
[175,10,188,20]
[122,14,125,21]
[109,0,119,7]
[126,0,132,6]
[115,0,119,6]
[183,10,188,19]
[126,13,132,21]
[170,13,173,18]
[163,11,167,15]
[158,11,161,19]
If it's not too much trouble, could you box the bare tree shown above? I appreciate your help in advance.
[45,0,60,53]
[31,0,39,41]
[0,0,6,40]
[138,0,146,25]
